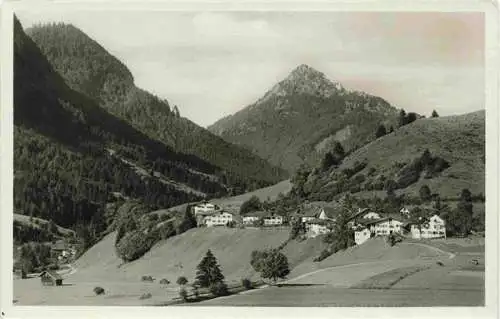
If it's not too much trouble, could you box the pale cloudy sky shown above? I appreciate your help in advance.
[16,11,484,127]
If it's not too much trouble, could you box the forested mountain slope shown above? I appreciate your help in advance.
[26,23,287,192]
[13,17,225,235]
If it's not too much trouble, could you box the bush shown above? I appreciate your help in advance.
[93,286,105,295]
[148,214,159,222]
[176,276,188,286]
[368,167,376,176]
[193,286,200,300]
[179,288,188,302]
[141,275,154,282]
[139,292,152,300]
[47,263,59,271]
[210,281,229,296]
[240,196,262,215]
[159,278,170,285]
[115,230,156,262]
[313,249,333,262]
[436,261,444,267]
[241,278,253,290]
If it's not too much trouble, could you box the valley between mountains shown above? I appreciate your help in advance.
[12,15,485,307]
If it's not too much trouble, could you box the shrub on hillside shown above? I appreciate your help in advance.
[179,288,188,302]
[139,292,152,300]
[241,278,253,290]
[240,195,262,215]
[93,286,105,295]
[158,221,176,240]
[159,278,170,285]
[141,275,154,282]
[210,281,229,296]
[176,276,188,286]
[313,248,333,262]
[115,230,156,262]
[349,185,361,193]
[176,205,197,234]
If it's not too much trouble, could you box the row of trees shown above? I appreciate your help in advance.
[376,110,439,139]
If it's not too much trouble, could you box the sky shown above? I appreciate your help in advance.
[16,11,484,127]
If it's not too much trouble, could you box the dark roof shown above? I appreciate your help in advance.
[305,218,334,226]
[302,206,322,217]
[40,270,62,280]
[363,216,405,226]
[242,211,267,218]
[321,207,340,219]
[51,240,67,251]
[347,208,370,221]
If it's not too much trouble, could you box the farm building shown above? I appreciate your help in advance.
[365,217,405,236]
[347,208,382,228]
[203,211,234,227]
[354,228,372,245]
[263,214,284,226]
[300,205,338,223]
[305,219,334,238]
[242,211,266,225]
[14,268,27,279]
[400,207,411,218]
[40,270,63,286]
[410,214,446,239]
[193,202,219,216]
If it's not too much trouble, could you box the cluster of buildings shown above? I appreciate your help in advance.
[192,201,447,245]
[51,240,77,263]
[350,207,446,245]
[193,202,287,228]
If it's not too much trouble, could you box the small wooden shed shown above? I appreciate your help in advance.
[14,268,27,279]
[40,270,63,286]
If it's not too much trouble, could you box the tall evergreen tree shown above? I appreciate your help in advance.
[398,109,407,127]
[375,124,387,138]
[431,110,439,118]
[194,249,225,288]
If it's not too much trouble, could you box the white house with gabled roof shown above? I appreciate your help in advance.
[410,214,446,239]
[203,211,233,227]
[194,202,219,216]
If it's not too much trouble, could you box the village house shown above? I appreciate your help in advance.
[40,270,63,286]
[263,214,284,226]
[193,202,219,216]
[347,208,382,229]
[410,214,446,239]
[305,219,334,238]
[301,205,338,223]
[354,227,372,245]
[400,207,411,218]
[202,210,234,227]
[365,217,405,237]
[242,211,265,225]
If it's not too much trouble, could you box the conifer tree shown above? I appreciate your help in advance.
[194,249,225,288]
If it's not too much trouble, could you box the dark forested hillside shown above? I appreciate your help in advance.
[26,23,287,190]
[13,16,231,236]
[209,64,401,172]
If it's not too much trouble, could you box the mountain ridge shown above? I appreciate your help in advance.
[208,64,400,172]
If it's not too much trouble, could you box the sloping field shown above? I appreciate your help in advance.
[211,180,292,207]
[288,238,449,278]
[72,227,292,283]
[159,179,292,215]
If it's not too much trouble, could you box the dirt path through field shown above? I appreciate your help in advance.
[403,242,456,259]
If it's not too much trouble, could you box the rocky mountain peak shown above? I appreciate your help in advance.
[257,64,344,105]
